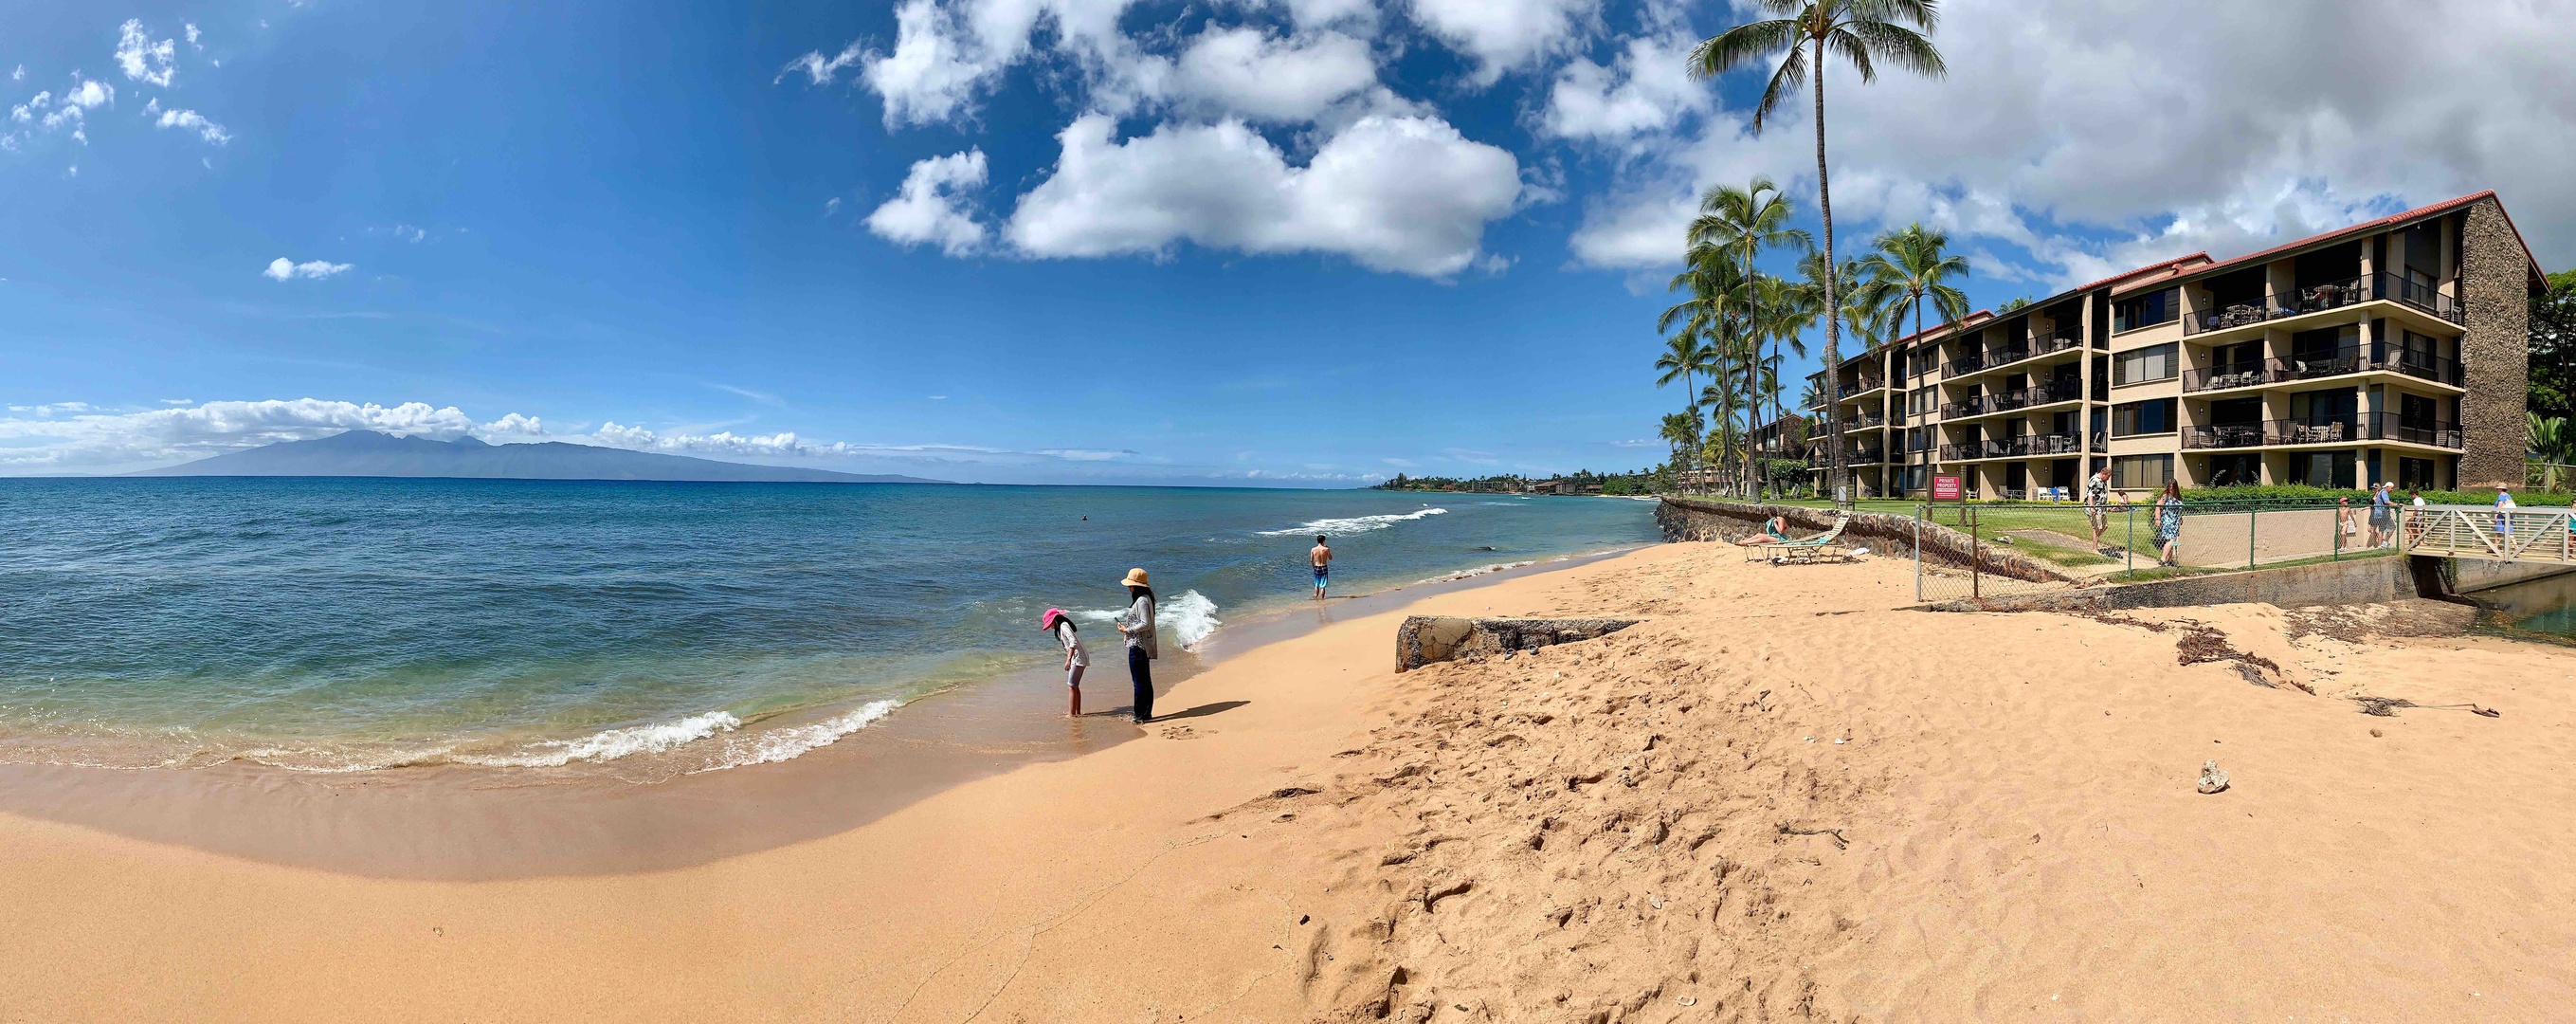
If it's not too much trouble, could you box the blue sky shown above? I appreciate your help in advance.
[5,0,2568,484]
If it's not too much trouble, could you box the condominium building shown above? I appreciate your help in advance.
[1806,191,2544,500]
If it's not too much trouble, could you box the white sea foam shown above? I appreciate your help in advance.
[1255,507,1446,537]
[1074,588,1222,649]
[688,699,901,774]
[1413,559,1536,584]
[456,710,746,768]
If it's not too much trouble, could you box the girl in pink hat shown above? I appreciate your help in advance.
[1039,608,1087,717]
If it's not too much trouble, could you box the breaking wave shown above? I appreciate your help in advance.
[1255,507,1446,537]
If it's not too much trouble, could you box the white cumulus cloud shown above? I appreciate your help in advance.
[154,107,229,144]
[1405,0,1597,84]
[263,258,354,281]
[866,149,991,256]
[1007,113,1520,277]
[1170,27,1384,123]
[0,400,483,471]
[1540,30,1705,142]
[116,19,178,87]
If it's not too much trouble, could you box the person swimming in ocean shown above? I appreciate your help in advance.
[1039,608,1085,718]
[1310,534,1332,600]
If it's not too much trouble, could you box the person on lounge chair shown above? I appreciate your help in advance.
[1734,515,1791,545]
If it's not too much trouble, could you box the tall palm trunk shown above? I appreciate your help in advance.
[1813,32,1844,502]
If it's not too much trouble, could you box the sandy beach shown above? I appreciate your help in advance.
[4,540,2572,1022]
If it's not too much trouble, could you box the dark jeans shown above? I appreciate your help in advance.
[1128,645,1154,722]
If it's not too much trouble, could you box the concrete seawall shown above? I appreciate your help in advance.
[1922,554,2438,612]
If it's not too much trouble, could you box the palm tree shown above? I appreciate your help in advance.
[1655,330,1714,420]
[1692,176,1813,448]
[1855,223,1971,363]
[1659,411,1701,488]
[1662,249,1754,492]
[1690,0,1946,500]
[1749,273,1813,438]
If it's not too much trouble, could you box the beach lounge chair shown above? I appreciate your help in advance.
[1748,512,1854,564]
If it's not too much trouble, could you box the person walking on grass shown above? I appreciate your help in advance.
[2154,482,2185,567]
[1310,535,1333,601]
[1115,568,1158,723]
[2369,482,2395,548]
[2084,466,2116,554]
[2338,495,2361,548]
[1040,608,1086,718]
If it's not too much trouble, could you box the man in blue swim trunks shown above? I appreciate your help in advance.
[1310,535,1332,600]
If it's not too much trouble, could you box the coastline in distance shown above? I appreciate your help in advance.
[128,430,952,484]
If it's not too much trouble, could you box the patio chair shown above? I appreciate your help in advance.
[1749,512,1855,564]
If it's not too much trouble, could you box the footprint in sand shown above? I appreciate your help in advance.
[1160,725,1201,740]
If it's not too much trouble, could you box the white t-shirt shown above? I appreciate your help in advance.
[1056,621,1088,667]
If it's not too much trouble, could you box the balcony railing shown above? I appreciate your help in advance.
[1933,379,2082,418]
[2183,271,2466,337]
[1936,433,2085,460]
[1852,410,1887,429]
[1848,448,1886,465]
[2181,413,2464,450]
[2180,351,2467,393]
[1943,353,1986,377]
[1841,372,1886,394]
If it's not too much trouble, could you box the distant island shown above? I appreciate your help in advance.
[131,430,952,485]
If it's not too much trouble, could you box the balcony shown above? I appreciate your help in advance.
[2182,271,2466,337]
[1937,433,2085,460]
[2181,413,2464,450]
[1839,372,1887,395]
[1852,410,1887,429]
[2180,352,2465,393]
[1847,448,1886,465]
[1943,353,1987,377]
[1935,379,2082,419]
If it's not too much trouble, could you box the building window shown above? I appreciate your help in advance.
[2290,451,2358,489]
[2112,398,2177,436]
[2112,342,2178,385]
[2111,454,2173,490]
[2399,456,2437,491]
[2113,287,2178,332]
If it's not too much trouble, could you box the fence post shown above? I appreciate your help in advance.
[1914,505,1924,603]
[2333,505,2341,561]
[1970,507,1982,601]
[2248,508,2257,570]
[2126,504,2134,577]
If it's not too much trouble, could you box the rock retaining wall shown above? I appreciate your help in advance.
[1655,497,2070,584]
[1395,616,1642,671]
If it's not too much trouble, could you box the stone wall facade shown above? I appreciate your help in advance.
[1655,498,2073,584]
[2458,197,2532,488]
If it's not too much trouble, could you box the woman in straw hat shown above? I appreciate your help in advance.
[1114,568,1158,722]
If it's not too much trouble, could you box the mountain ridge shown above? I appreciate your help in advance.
[130,430,952,484]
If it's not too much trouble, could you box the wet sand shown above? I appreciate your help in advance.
[3,541,2570,1022]
[0,548,1637,880]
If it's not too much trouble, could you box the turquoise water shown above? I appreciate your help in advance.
[0,479,1654,777]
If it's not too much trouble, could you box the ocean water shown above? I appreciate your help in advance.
[0,479,1655,779]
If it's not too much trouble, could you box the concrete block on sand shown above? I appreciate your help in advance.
[1394,615,1642,671]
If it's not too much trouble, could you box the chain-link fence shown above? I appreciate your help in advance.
[1914,501,2140,603]
[1913,496,2401,603]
